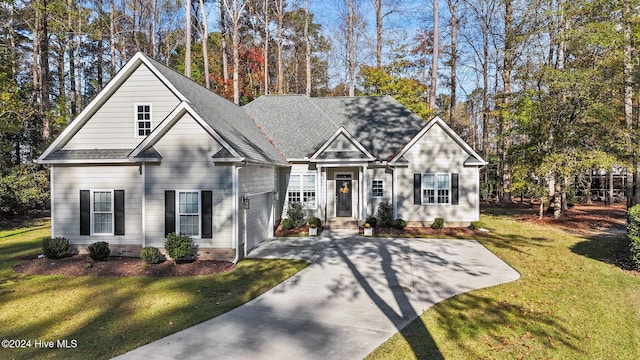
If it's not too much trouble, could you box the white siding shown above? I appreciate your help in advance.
[52,165,142,244]
[238,164,276,253]
[64,64,180,150]
[396,124,480,223]
[367,167,392,217]
[144,114,233,248]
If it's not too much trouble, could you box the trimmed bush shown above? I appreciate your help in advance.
[470,221,484,230]
[281,218,294,230]
[376,201,394,227]
[365,216,378,228]
[627,205,640,268]
[42,237,70,259]
[164,233,194,263]
[392,218,407,230]
[286,202,306,229]
[88,241,110,261]
[308,216,321,228]
[140,246,164,264]
[431,217,445,229]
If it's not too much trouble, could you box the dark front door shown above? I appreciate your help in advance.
[336,180,352,217]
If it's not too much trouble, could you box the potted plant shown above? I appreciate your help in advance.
[309,223,318,236]
[364,223,373,236]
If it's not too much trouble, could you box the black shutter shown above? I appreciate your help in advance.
[451,173,459,205]
[114,190,125,235]
[80,190,90,235]
[201,191,213,239]
[165,190,175,236]
[413,174,422,205]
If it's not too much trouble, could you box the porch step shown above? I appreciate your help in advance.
[324,217,359,230]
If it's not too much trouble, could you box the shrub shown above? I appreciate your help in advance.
[286,202,306,229]
[281,218,294,230]
[365,216,378,228]
[0,164,49,217]
[164,233,194,263]
[140,246,164,264]
[392,218,407,230]
[88,241,110,261]
[42,237,70,259]
[470,221,484,230]
[376,201,394,227]
[431,217,445,229]
[308,216,321,228]
[627,205,640,268]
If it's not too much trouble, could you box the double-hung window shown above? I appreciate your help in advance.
[178,191,200,237]
[92,190,113,234]
[422,173,450,205]
[287,174,316,209]
[371,179,384,198]
[135,104,152,137]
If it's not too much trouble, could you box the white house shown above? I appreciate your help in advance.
[38,52,486,261]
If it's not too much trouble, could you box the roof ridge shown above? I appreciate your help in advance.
[306,96,340,128]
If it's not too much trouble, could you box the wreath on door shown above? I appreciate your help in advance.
[340,181,350,194]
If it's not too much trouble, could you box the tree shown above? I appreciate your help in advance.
[429,0,438,110]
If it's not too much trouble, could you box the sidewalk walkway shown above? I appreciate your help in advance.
[114,230,519,360]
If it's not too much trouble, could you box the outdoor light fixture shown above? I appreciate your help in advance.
[242,196,250,210]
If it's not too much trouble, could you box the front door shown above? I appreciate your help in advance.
[336,179,352,217]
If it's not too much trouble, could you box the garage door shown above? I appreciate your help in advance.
[244,192,273,255]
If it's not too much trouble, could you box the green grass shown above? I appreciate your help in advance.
[0,219,308,359]
[367,211,640,360]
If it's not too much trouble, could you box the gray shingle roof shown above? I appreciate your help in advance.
[244,95,425,161]
[143,55,287,166]
[46,149,132,161]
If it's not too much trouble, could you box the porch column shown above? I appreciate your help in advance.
[361,165,368,221]
[317,165,323,220]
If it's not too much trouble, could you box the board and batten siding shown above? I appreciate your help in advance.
[63,63,180,150]
[52,165,142,244]
[396,124,480,223]
[144,114,233,248]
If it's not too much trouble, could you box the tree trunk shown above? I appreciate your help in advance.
[109,0,116,77]
[553,174,562,219]
[97,0,104,90]
[221,0,229,93]
[586,170,593,204]
[347,0,355,97]
[199,0,210,89]
[499,0,513,203]
[276,0,284,93]
[447,0,458,122]
[68,0,77,116]
[263,0,269,94]
[305,0,311,96]
[429,0,438,110]
[374,0,382,68]
[185,0,191,78]
[609,170,615,205]
[36,0,50,141]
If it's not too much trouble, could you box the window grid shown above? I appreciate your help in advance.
[136,104,152,137]
[287,174,316,209]
[178,191,200,236]
[371,179,384,198]
[92,191,113,234]
[422,173,450,205]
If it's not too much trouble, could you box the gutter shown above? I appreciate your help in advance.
[232,161,248,264]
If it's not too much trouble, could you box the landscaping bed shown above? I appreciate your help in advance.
[13,254,234,277]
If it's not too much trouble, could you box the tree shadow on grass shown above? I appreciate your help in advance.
[571,231,635,271]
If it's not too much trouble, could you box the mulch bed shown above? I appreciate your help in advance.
[13,254,235,277]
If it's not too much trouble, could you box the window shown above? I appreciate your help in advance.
[178,191,200,236]
[422,173,450,205]
[287,174,316,209]
[371,179,384,198]
[92,190,113,234]
[135,104,152,137]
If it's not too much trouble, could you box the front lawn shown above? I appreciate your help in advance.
[0,219,308,359]
[367,204,640,359]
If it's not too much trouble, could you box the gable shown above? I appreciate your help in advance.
[63,63,181,150]
[310,127,375,162]
[153,113,224,162]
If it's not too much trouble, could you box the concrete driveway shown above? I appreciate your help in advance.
[115,230,519,360]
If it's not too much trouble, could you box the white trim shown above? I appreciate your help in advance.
[38,52,186,163]
[50,166,55,237]
[141,164,146,247]
[334,172,354,218]
[370,179,385,198]
[175,190,202,238]
[310,127,376,161]
[420,173,452,205]
[389,116,487,166]
[284,172,317,210]
[90,189,115,236]
[129,102,243,161]
[134,103,153,138]
[392,167,398,219]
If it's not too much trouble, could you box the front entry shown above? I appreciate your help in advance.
[336,176,352,217]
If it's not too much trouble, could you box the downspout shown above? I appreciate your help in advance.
[44,164,54,237]
[141,163,146,247]
[232,161,248,264]
[392,166,398,219]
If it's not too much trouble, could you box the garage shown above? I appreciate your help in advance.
[243,191,273,256]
